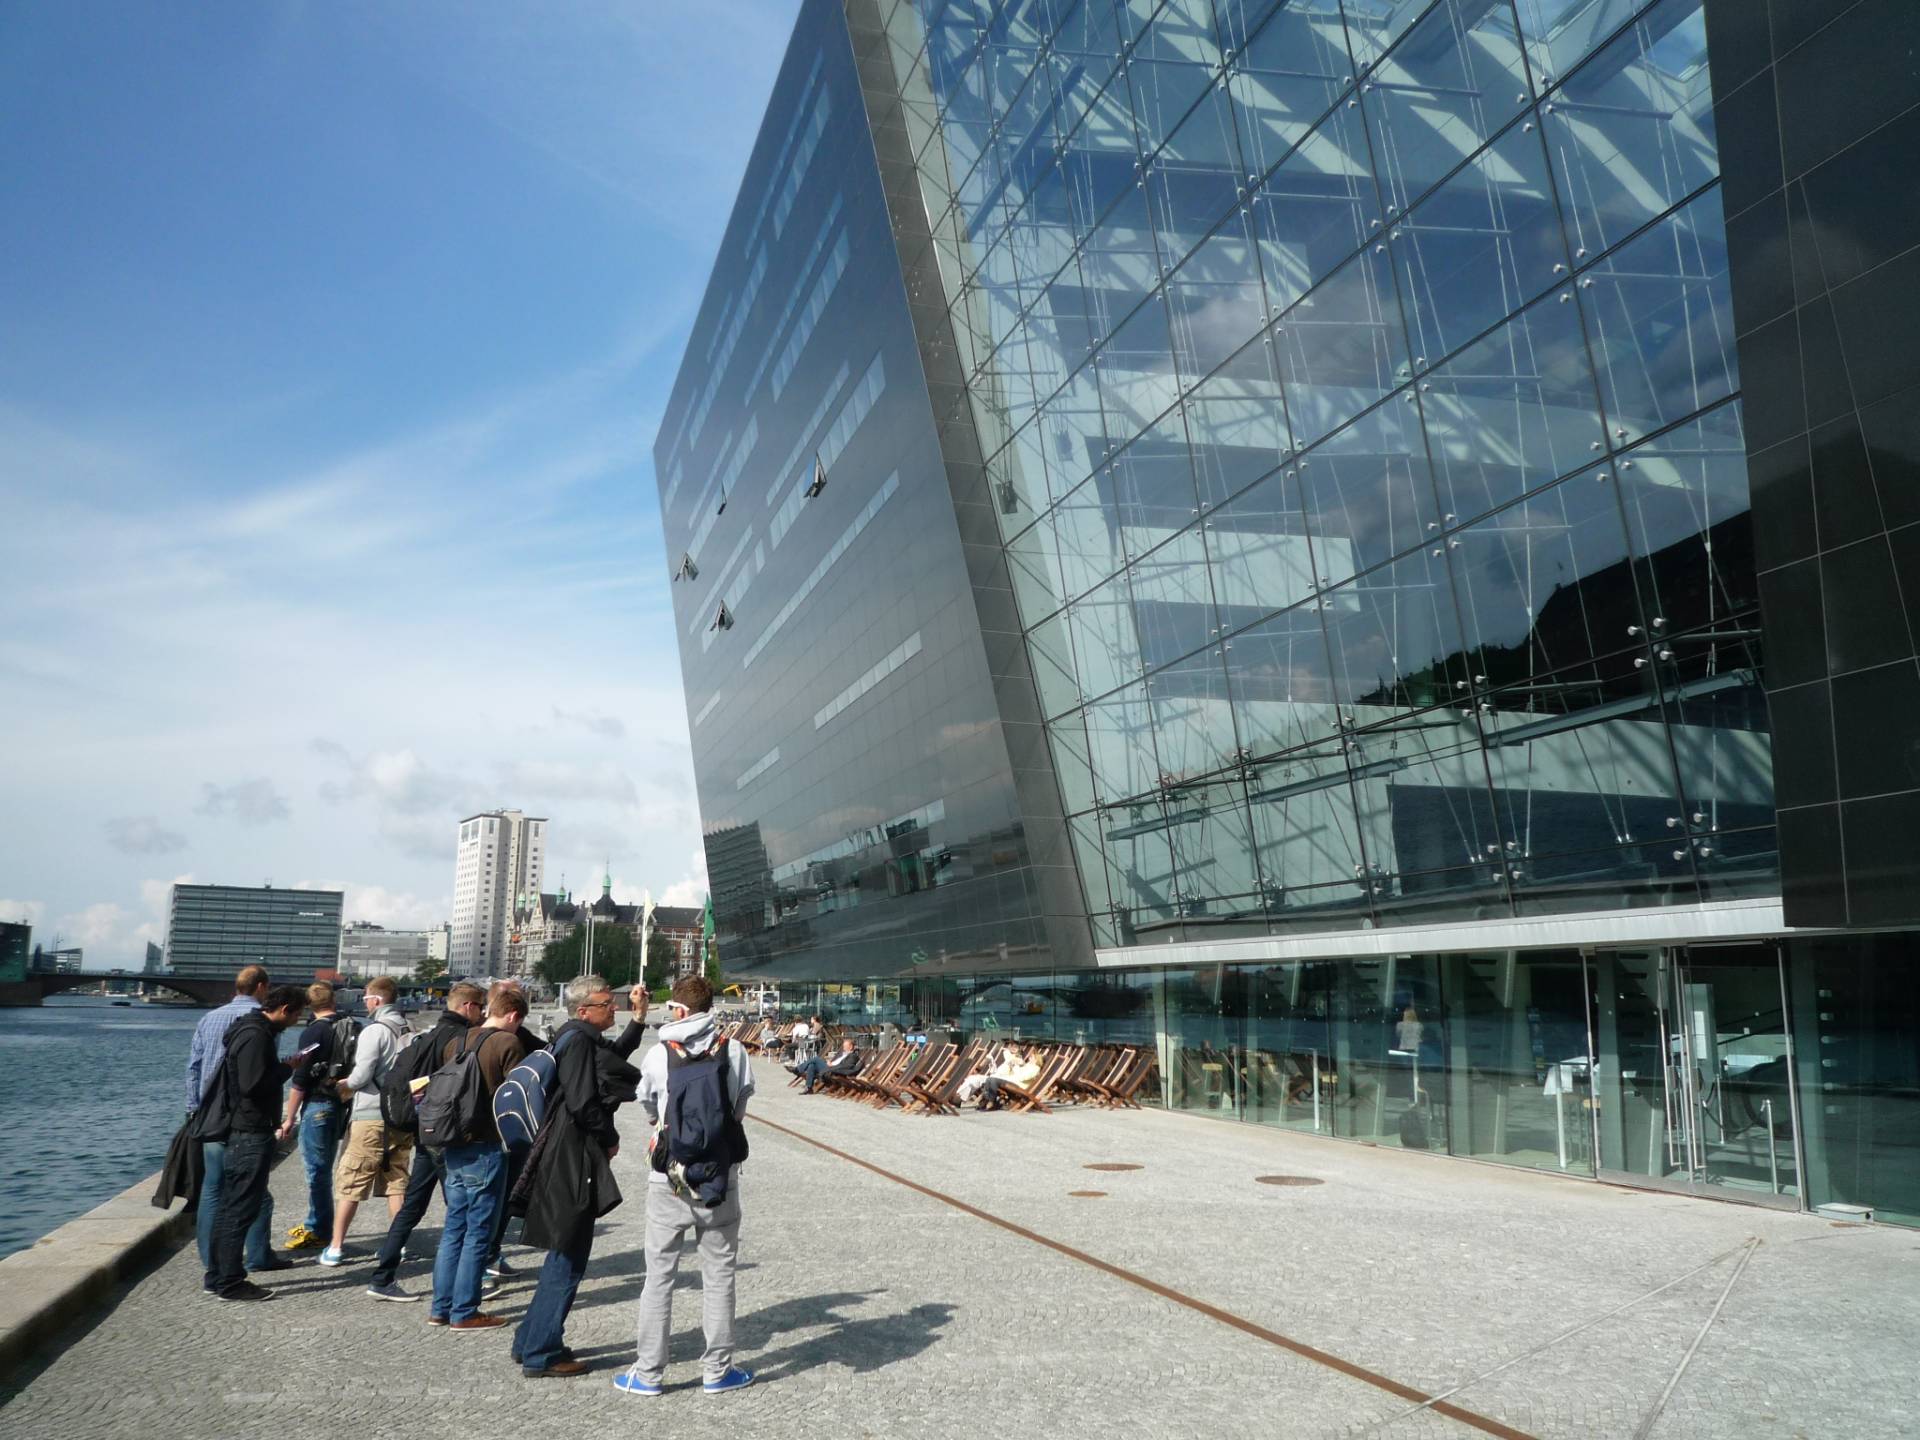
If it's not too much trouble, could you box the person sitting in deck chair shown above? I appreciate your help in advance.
[792,1038,862,1094]
[957,1045,1041,1110]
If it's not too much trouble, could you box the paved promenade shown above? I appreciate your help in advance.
[4,1041,1916,1439]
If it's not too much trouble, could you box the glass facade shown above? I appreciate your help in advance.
[873,0,1771,939]
[657,0,1920,1229]
[164,884,344,980]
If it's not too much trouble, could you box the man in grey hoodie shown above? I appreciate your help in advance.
[322,976,415,1283]
[614,974,756,1398]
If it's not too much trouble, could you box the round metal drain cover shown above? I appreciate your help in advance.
[1083,1163,1143,1172]
[1068,1190,1108,1198]
[1255,1175,1324,1187]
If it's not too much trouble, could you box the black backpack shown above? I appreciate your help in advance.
[414,1030,491,1149]
[651,1037,748,1206]
[379,1028,446,1132]
[315,1015,362,1087]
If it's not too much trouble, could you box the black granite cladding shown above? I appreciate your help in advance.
[1707,0,1920,924]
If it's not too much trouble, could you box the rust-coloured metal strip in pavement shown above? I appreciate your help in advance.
[748,1113,1540,1440]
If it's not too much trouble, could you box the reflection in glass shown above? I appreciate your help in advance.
[1442,950,1597,1175]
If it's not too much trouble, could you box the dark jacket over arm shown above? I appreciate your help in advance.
[225,1013,292,1134]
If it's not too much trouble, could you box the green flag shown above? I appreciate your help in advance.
[701,892,714,941]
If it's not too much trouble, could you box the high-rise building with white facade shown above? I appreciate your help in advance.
[450,809,545,974]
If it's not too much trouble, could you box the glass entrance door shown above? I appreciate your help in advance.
[1594,946,1800,1205]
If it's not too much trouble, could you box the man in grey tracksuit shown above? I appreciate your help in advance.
[618,975,755,1397]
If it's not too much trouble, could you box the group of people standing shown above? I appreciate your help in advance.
[176,963,758,1393]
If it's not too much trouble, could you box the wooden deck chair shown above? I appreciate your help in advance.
[1056,1045,1128,1105]
[901,1039,985,1115]
[993,1046,1073,1114]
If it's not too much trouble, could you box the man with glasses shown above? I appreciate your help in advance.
[355,983,484,1290]
[512,974,646,1377]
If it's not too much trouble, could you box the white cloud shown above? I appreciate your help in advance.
[105,816,189,855]
[659,845,709,908]
[0,899,47,929]
[196,778,292,826]
[552,705,625,739]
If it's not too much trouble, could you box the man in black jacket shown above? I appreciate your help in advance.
[512,974,644,1377]
[358,984,483,1291]
[206,984,305,1301]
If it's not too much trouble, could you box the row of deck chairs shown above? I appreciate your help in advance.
[801,1036,1158,1116]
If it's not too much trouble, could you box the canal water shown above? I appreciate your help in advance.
[0,996,210,1261]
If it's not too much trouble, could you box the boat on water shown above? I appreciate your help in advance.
[112,999,132,1007]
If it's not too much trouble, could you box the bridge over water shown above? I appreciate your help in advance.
[0,973,230,1007]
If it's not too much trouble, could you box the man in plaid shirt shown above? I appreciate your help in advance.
[185,965,288,1282]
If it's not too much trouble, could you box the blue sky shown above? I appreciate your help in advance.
[0,0,802,963]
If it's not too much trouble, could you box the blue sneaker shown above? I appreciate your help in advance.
[317,1247,347,1267]
[704,1367,754,1395]
[612,1368,664,1397]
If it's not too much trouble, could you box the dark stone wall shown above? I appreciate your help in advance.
[1707,0,1920,924]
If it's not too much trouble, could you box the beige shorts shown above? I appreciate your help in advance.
[335,1119,414,1200]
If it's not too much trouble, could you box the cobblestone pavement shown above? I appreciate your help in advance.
[4,1044,1916,1439]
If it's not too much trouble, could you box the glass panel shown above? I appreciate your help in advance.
[1165,775,1263,907]
[1347,704,1501,883]
[1084,678,1162,801]
[1251,99,1381,319]
[1036,364,1109,501]
[1246,741,1367,893]
[1097,292,1182,448]
[1615,402,1755,637]
[1058,966,1161,1047]
[1052,466,1131,601]
[1182,339,1295,508]
[1227,1,1354,180]
[1079,182,1160,351]
[1514,0,1641,85]
[1334,954,1446,1148]
[1299,397,1439,585]
[1050,712,1101,819]
[1245,960,1340,1130]
[1542,0,1716,259]
[1358,0,1531,217]
[1272,245,1409,449]
[1028,607,1085,717]
[1788,935,1920,1229]
[1578,190,1736,450]
[1150,644,1242,781]
[1442,950,1598,1174]
[1447,469,1638,682]
[1319,545,1465,708]
[1164,213,1269,384]
[1067,566,1145,699]
[1225,599,1335,759]
[1163,966,1244,1116]
[1128,1,1226,155]
[1098,793,1182,927]
[1131,525,1218,673]
[1389,121,1570,366]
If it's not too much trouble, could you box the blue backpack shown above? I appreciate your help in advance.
[493,1031,578,1158]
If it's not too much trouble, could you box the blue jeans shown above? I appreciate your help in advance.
[431,1143,505,1323]
[299,1099,344,1235]
[197,1138,275,1272]
[514,1231,593,1371]
[485,1144,529,1269]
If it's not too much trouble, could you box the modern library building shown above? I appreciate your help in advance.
[654,0,1920,1228]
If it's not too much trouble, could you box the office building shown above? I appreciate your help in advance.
[143,941,164,976]
[164,884,343,980]
[655,0,1920,1228]
[450,809,546,974]
[0,922,29,985]
[338,921,434,979]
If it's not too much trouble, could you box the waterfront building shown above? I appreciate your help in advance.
[0,921,28,985]
[337,921,435,979]
[31,947,83,975]
[142,941,164,976]
[450,809,546,974]
[164,884,342,979]
[655,0,1920,1228]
